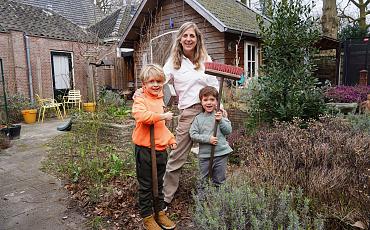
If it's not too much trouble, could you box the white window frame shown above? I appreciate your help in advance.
[244,41,258,78]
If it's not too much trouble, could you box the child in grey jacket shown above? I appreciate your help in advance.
[189,86,233,186]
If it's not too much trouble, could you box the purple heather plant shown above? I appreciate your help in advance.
[324,85,370,103]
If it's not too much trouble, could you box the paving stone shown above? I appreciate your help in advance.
[0,119,85,229]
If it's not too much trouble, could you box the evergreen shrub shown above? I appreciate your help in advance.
[248,0,326,129]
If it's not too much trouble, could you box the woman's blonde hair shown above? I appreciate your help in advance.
[139,64,165,83]
[171,22,208,70]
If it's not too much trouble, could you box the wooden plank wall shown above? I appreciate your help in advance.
[105,57,134,90]
[133,0,227,84]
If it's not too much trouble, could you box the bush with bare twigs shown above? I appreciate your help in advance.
[231,117,370,229]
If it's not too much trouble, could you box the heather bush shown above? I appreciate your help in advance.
[193,180,324,229]
[233,117,370,227]
[324,85,370,103]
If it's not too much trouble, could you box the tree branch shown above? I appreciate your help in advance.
[338,13,357,23]
[349,0,360,8]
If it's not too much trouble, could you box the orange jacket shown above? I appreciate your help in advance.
[132,90,176,151]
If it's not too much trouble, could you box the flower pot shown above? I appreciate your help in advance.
[0,124,21,140]
[21,109,37,124]
[83,103,96,112]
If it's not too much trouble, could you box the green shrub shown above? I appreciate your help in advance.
[5,93,37,124]
[232,117,370,227]
[193,181,324,230]
[347,114,370,134]
[248,0,326,129]
[97,89,131,122]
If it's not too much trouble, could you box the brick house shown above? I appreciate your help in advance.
[118,0,267,87]
[0,0,113,102]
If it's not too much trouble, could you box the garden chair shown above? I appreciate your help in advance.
[35,94,63,123]
[63,89,82,115]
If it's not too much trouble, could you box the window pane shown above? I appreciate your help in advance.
[248,45,251,60]
[252,62,255,77]
[252,46,255,61]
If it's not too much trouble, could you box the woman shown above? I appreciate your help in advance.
[162,22,220,206]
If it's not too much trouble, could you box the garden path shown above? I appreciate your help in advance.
[0,119,86,230]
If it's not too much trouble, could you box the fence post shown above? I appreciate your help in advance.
[359,70,368,86]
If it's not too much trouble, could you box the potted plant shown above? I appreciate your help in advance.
[0,94,27,139]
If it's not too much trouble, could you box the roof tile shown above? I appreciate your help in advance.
[196,0,263,34]
[0,0,98,42]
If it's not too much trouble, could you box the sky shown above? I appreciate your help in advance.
[248,0,365,27]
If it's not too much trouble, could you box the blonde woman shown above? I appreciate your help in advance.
[162,22,220,207]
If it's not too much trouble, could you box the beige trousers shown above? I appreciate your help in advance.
[163,104,203,203]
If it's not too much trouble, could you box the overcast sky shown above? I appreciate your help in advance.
[249,0,365,26]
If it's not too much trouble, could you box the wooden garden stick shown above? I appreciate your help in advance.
[149,124,159,220]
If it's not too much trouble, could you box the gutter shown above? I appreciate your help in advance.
[23,33,34,103]
[224,28,260,39]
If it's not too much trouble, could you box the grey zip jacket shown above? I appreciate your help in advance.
[189,111,233,158]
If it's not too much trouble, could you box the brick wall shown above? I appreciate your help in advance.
[0,31,112,102]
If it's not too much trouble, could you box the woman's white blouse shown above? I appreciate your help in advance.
[163,56,219,110]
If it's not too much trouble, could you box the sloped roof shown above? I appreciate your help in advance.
[119,0,267,48]
[89,6,132,40]
[0,0,97,42]
[12,0,105,27]
[193,0,263,34]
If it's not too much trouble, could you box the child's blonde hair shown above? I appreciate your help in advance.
[139,64,166,83]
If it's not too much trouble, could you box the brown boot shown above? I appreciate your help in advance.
[156,211,176,229]
[143,214,162,230]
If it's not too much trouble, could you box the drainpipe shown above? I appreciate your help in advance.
[23,33,34,103]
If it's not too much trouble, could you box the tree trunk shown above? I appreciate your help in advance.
[321,0,338,39]
[358,0,367,30]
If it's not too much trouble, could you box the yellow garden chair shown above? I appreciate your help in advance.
[35,94,63,123]
[63,90,82,115]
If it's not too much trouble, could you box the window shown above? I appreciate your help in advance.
[51,51,73,100]
[244,42,258,78]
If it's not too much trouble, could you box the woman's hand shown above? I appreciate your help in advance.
[133,88,143,99]
[170,143,177,150]
[161,112,174,121]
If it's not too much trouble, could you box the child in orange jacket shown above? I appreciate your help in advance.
[132,64,177,230]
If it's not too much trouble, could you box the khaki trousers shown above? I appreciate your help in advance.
[163,104,203,203]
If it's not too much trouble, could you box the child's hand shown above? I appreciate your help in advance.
[133,88,143,99]
[210,136,218,145]
[170,143,177,150]
[215,111,222,121]
[161,112,173,121]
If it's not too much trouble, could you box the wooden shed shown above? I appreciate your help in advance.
[118,0,266,88]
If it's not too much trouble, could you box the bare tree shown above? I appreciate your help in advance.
[322,0,338,38]
[338,0,370,30]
